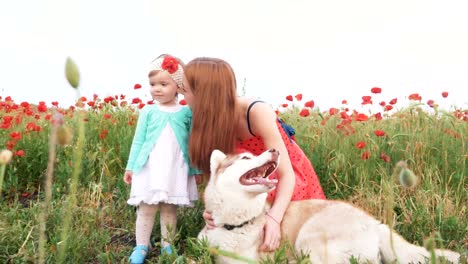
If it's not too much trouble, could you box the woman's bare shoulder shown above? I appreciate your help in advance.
[238,96,269,108]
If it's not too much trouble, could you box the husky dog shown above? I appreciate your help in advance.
[198,149,460,264]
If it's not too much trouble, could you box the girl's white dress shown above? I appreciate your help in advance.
[127,105,198,207]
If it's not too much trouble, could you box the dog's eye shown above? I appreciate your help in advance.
[241,156,251,160]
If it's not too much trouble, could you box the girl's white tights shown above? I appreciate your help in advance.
[136,203,177,248]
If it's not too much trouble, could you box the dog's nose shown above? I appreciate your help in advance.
[268,149,279,157]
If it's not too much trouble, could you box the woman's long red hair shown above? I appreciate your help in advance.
[185,58,239,174]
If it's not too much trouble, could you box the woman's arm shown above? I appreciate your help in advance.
[248,102,295,222]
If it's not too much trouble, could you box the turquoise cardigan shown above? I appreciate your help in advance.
[125,105,200,176]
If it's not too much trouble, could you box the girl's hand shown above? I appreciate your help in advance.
[123,170,133,184]
[203,210,217,229]
[259,214,281,252]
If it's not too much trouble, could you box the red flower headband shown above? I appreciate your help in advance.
[149,55,184,87]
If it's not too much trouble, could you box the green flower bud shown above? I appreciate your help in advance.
[423,237,435,252]
[65,57,80,89]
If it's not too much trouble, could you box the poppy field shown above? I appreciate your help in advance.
[0,61,466,263]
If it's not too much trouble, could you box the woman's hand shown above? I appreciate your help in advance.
[203,210,217,229]
[123,170,133,184]
[259,213,281,252]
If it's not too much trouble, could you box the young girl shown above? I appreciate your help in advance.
[179,57,326,253]
[123,54,198,264]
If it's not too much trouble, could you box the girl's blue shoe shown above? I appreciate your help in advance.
[129,245,149,264]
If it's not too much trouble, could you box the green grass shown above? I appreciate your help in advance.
[0,98,466,263]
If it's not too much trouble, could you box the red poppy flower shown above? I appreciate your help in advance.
[379,101,386,107]
[134,83,142,90]
[342,100,348,104]
[10,131,21,141]
[371,87,382,94]
[355,113,369,122]
[6,141,15,150]
[304,100,314,108]
[281,103,288,108]
[26,122,37,131]
[51,101,59,107]
[15,150,25,157]
[380,152,390,163]
[389,98,397,105]
[427,100,434,107]
[374,112,383,121]
[295,94,303,101]
[104,96,114,103]
[340,111,350,120]
[361,151,370,160]
[408,93,421,101]
[161,56,179,74]
[138,103,145,109]
[361,96,372,105]
[441,91,448,98]
[103,114,112,119]
[329,108,339,115]
[132,98,142,104]
[356,141,366,149]
[179,99,187,105]
[100,130,108,139]
[147,100,154,105]
[299,108,310,117]
[20,102,30,108]
[87,101,95,107]
[286,95,293,101]
[37,102,47,112]
[384,105,393,111]
[374,130,386,137]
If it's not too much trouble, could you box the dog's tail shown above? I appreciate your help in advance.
[377,224,460,263]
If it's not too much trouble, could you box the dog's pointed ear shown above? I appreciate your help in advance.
[210,149,226,174]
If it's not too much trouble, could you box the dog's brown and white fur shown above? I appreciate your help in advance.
[198,149,460,264]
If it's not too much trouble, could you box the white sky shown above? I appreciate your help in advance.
[0,0,467,111]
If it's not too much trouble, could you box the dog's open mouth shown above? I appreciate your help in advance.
[239,161,278,188]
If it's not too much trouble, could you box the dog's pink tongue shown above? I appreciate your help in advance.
[254,177,278,188]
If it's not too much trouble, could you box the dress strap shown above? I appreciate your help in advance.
[246,100,265,137]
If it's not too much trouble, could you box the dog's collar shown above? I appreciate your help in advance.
[223,217,255,231]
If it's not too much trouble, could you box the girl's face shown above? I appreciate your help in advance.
[177,75,194,106]
[149,71,178,106]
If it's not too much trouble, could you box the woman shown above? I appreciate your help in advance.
[178,57,326,252]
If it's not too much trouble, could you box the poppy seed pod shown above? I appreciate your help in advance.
[65,57,80,89]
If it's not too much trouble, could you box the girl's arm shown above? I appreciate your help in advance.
[248,102,295,222]
[126,107,149,171]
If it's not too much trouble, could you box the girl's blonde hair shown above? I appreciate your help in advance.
[148,54,185,99]
[185,57,239,174]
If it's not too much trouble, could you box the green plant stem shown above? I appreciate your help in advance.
[57,96,86,263]
[208,247,256,264]
[38,115,58,264]
[0,164,5,198]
